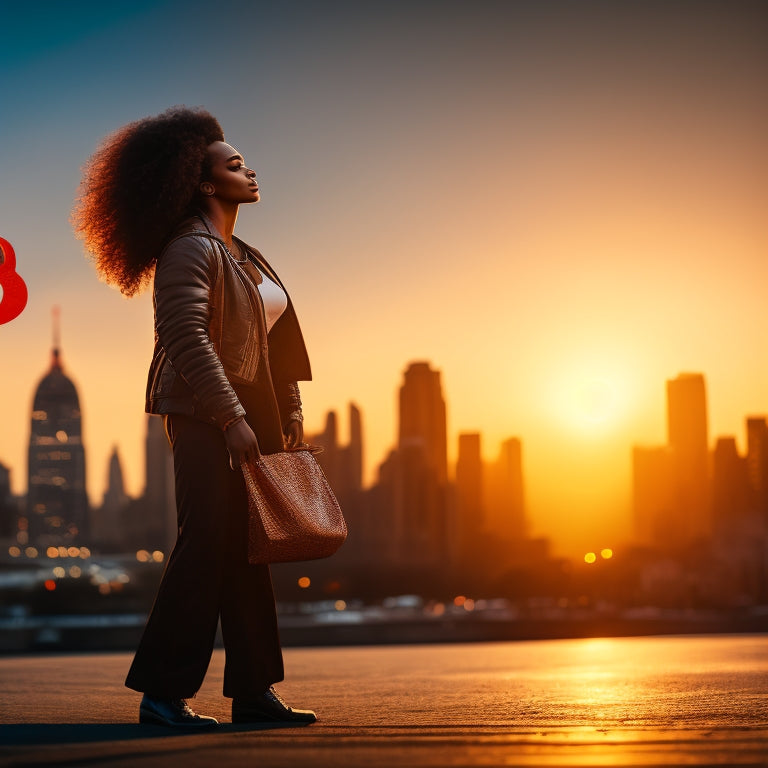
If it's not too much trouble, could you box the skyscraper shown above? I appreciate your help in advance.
[368,362,451,569]
[345,402,363,496]
[486,437,527,542]
[455,432,484,560]
[93,446,130,551]
[0,462,15,540]
[666,373,710,544]
[26,320,88,549]
[398,362,447,483]
[711,437,750,537]
[306,402,364,507]
[746,417,768,524]
[309,410,341,492]
[632,445,674,546]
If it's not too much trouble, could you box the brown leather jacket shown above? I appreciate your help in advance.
[145,216,311,431]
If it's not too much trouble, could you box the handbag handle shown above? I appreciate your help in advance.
[244,438,322,466]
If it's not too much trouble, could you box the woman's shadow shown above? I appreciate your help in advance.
[0,720,308,746]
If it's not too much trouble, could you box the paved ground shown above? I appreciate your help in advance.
[0,635,766,767]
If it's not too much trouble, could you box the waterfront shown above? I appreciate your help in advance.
[1,634,766,766]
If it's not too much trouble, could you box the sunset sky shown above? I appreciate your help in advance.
[1,0,766,558]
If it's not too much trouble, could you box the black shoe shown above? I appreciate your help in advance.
[232,687,317,725]
[139,694,219,727]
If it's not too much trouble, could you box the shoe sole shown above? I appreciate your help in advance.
[139,709,219,727]
[232,714,316,725]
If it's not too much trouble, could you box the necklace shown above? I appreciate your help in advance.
[195,212,249,264]
[224,240,248,264]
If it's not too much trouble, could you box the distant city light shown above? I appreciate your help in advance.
[136,550,150,562]
[151,550,164,563]
[584,552,597,564]
[25,547,38,558]
[8,546,21,557]
[52,567,66,578]
[46,547,58,558]
[463,598,475,612]
[601,548,613,559]
[298,576,311,588]
[67,546,80,558]
[334,600,347,611]
[454,595,466,606]
[44,579,56,591]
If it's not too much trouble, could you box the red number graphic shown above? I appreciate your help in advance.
[0,237,29,325]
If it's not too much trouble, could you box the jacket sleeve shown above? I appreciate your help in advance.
[275,381,303,428]
[153,236,246,430]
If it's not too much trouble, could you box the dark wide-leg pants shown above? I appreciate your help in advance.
[125,414,284,699]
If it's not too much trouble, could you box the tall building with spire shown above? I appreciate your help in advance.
[26,310,88,548]
[92,446,130,551]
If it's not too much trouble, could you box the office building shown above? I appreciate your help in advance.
[26,337,88,549]
[666,373,710,543]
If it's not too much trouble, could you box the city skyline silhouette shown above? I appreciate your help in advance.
[3,328,767,572]
[2,2,767,560]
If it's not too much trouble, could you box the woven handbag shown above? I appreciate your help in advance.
[242,446,347,564]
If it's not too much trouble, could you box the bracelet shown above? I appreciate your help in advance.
[222,415,244,431]
[287,382,302,410]
[287,410,304,423]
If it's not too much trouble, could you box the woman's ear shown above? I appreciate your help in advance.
[199,181,215,196]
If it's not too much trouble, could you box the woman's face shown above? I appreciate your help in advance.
[203,141,260,204]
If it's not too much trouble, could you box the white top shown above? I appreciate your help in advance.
[256,266,288,332]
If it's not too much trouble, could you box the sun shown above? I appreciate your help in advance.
[536,346,638,437]
[551,374,625,435]
[572,377,617,423]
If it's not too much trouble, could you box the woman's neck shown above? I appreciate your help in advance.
[199,200,239,247]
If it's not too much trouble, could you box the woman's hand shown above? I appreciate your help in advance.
[284,419,304,450]
[224,418,260,470]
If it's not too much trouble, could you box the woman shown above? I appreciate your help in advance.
[73,107,316,727]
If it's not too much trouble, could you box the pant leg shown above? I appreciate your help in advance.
[220,543,284,698]
[125,414,283,698]
[219,429,284,698]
